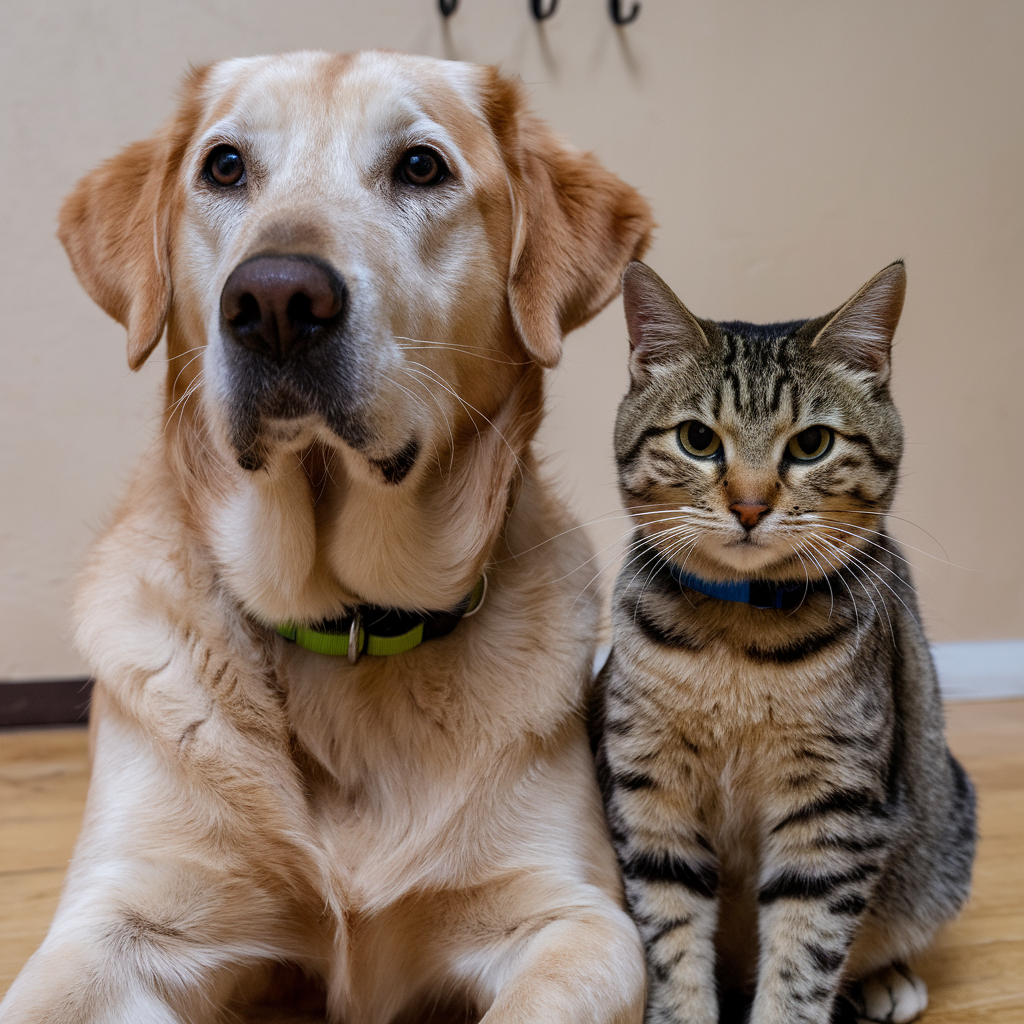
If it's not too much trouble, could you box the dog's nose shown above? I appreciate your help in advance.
[729,501,770,531]
[220,255,345,360]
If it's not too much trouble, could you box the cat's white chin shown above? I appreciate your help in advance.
[692,536,812,580]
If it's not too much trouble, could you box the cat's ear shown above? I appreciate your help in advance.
[812,261,906,380]
[622,261,708,376]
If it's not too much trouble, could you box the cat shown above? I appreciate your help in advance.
[589,260,976,1024]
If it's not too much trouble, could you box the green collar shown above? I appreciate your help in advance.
[277,576,486,663]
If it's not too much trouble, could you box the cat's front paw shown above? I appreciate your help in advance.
[846,964,928,1023]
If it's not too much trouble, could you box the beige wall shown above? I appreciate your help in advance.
[1,1,1022,678]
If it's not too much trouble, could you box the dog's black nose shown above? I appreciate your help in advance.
[220,255,345,360]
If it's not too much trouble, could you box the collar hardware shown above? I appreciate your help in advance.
[347,610,363,665]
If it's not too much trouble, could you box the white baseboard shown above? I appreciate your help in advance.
[932,640,1024,701]
[593,640,1024,702]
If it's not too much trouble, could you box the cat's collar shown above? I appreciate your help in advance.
[667,563,828,610]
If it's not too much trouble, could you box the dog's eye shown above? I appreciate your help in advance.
[205,146,246,187]
[397,147,448,187]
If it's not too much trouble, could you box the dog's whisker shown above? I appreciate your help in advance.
[394,336,531,366]
[403,362,525,470]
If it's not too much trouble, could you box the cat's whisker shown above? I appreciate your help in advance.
[796,539,838,620]
[809,527,921,609]
[814,533,920,631]
[819,509,953,563]
[562,528,669,623]
[786,546,816,616]
[811,517,974,573]
[621,531,698,602]
[810,523,942,587]
[562,528,684,629]
[499,509,698,564]
[631,536,700,618]
[809,532,894,637]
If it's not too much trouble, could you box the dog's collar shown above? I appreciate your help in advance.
[277,576,487,663]
[667,562,831,610]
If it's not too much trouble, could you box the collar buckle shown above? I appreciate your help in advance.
[347,610,363,665]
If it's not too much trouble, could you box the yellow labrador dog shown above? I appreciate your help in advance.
[1,51,653,1023]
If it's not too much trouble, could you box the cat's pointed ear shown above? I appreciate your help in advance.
[812,261,906,380]
[622,261,707,376]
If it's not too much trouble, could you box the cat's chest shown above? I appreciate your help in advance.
[613,588,862,728]
[617,630,848,732]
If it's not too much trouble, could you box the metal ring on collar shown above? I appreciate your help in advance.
[462,572,488,618]
[348,610,363,665]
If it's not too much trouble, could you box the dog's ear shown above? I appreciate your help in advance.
[57,67,209,370]
[485,72,655,368]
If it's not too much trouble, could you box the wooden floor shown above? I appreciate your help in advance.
[1,702,1021,1020]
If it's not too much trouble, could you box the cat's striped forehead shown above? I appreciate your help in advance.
[709,321,811,423]
[644,314,842,434]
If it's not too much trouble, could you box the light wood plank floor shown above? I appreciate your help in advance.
[1,701,1021,1020]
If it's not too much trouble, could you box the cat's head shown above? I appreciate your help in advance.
[615,261,906,583]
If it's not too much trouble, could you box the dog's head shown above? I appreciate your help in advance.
[60,51,653,622]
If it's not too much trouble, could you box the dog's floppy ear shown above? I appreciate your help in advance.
[57,67,209,370]
[485,72,655,368]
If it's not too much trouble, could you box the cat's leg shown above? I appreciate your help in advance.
[749,792,889,1024]
[617,837,720,1024]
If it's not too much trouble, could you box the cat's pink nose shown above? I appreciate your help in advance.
[730,502,770,530]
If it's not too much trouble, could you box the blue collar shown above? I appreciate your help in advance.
[667,563,823,610]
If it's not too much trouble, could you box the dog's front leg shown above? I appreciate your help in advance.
[475,896,645,1024]
[0,706,309,1024]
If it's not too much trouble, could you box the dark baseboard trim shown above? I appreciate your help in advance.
[0,678,94,727]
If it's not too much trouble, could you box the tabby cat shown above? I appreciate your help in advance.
[590,261,975,1024]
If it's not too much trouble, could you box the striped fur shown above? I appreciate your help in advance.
[590,262,975,1024]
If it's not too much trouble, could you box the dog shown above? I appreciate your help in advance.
[0,51,654,1023]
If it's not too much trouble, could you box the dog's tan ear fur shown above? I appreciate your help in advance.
[484,72,655,368]
[57,67,209,370]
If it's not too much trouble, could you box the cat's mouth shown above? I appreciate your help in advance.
[725,535,763,547]
[697,527,805,577]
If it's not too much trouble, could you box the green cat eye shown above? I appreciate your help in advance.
[678,420,722,458]
[788,426,833,461]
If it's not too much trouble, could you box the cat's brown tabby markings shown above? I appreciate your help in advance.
[589,262,975,1024]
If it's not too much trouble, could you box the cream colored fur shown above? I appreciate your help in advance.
[0,51,653,1024]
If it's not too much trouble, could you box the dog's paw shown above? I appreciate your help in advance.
[847,963,928,1023]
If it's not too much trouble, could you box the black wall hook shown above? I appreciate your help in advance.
[609,0,640,25]
[531,0,558,20]
[439,0,457,16]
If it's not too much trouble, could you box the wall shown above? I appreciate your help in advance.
[1,0,1022,679]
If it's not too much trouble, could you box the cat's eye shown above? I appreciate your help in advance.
[204,145,246,187]
[678,420,722,459]
[397,147,449,187]
[787,426,834,461]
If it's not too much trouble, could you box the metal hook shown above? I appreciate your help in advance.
[439,0,457,16]
[531,0,558,21]
[609,0,640,25]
